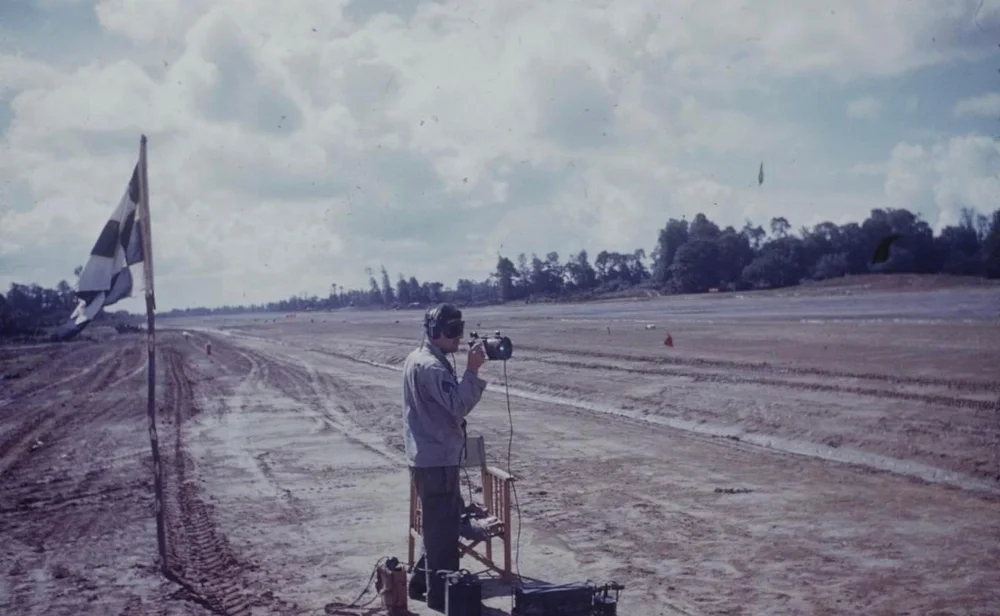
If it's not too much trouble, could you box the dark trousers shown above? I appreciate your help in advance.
[410,465,463,611]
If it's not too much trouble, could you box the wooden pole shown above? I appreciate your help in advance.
[136,134,166,573]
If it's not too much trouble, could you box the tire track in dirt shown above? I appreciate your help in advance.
[213,334,930,488]
[274,341,1000,494]
[1,391,136,489]
[205,327,1000,491]
[0,411,57,479]
[160,336,305,616]
[0,344,61,396]
[0,346,147,484]
[501,363,995,438]
[1,343,121,401]
[0,399,150,555]
[525,344,1000,392]
[0,341,143,480]
[527,355,996,410]
[485,354,1000,484]
[319,331,1000,395]
[302,333,997,410]
[0,342,170,615]
[0,480,145,515]
[291,335,1000,476]
[210,342,322,527]
[503,380,1000,493]
[174,334,403,611]
[160,345,255,616]
[234,344,404,465]
[212,331,816,474]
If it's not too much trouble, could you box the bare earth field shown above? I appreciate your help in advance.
[2,278,999,615]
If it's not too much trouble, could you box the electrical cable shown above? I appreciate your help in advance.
[502,359,523,585]
[457,341,522,588]
[318,557,386,615]
[346,557,385,608]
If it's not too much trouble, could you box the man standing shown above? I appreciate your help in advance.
[403,303,488,611]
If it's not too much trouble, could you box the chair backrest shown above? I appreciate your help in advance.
[461,434,487,470]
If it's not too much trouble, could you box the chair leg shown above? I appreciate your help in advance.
[503,481,512,578]
[408,474,417,571]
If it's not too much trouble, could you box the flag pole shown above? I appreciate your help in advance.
[136,134,166,573]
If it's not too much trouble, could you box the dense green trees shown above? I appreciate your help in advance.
[0,279,127,337]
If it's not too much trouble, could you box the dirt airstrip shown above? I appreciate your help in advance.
[2,280,999,615]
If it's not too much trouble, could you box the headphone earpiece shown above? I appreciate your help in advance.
[425,305,441,339]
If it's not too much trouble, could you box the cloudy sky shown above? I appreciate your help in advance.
[1,0,999,311]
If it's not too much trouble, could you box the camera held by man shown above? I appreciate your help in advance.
[467,330,513,361]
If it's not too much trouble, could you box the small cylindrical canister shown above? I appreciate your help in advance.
[377,561,408,615]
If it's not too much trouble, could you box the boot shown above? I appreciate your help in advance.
[408,557,426,601]
[426,570,447,612]
[408,576,426,601]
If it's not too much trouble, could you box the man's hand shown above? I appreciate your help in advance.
[467,340,487,374]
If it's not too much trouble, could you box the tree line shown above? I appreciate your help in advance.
[3,205,999,334]
[133,205,1000,317]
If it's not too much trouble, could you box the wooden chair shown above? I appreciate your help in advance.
[408,435,515,580]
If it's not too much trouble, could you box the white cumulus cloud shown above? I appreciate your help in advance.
[953,92,1000,118]
[1,0,999,310]
[885,135,1000,230]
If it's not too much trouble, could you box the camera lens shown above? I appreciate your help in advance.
[487,336,513,361]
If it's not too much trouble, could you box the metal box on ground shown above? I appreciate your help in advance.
[444,570,482,616]
[512,582,594,616]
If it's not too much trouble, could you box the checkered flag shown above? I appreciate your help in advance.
[54,164,146,340]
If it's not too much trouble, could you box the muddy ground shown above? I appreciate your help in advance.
[2,280,999,615]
